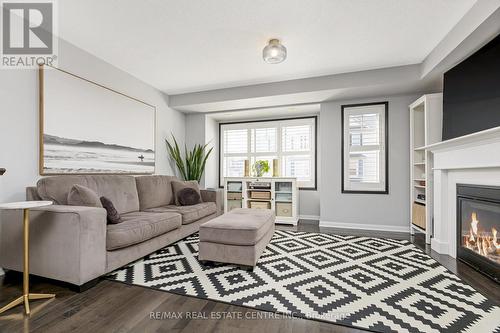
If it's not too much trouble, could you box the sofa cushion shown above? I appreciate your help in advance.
[171,180,201,206]
[145,202,216,224]
[199,208,275,246]
[107,211,182,250]
[67,184,102,207]
[135,175,177,210]
[37,175,140,215]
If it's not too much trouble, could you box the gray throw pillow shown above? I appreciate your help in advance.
[100,196,123,224]
[178,187,201,206]
[67,184,102,207]
[171,180,201,206]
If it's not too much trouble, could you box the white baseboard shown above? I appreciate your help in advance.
[319,220,410,233]
[431,238,452,256]
[299,215,320,221]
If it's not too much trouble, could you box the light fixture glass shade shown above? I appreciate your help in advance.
[263,39,287,64]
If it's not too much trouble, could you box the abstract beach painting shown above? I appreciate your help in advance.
[40,66,155,174]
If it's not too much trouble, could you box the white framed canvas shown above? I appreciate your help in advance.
[39,65,156,175]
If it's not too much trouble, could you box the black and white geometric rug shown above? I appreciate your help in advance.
[107,230,500,333]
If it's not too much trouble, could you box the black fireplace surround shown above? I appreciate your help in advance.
[457,184,500,282]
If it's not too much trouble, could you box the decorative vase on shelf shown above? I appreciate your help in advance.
[272,159,280,177]
[244,160,250,177]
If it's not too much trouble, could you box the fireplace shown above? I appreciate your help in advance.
[457,184,500,282]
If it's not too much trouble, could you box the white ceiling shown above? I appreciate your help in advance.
[58,0,477,95]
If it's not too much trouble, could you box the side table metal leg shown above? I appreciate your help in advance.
[23,295,30,315]
[0,204,56,316]
[29,294,56,300]
[0,296,24,314]
[23,208,30,315]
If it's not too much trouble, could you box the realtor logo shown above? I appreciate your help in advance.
[1,0,57,67]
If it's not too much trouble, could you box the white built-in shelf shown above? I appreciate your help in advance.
[224,177,299,225]
[409,93,443,245]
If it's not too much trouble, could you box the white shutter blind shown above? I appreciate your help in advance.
[348,151,379,183]
[252,128,277,153]
[348,113,380,183]
[224,129,247,154]
[283,155,311,182]
[348,113,380,146]
[282,125,311,151]
[223,129,248,178]
[220,117,316,188]
[224,157,247,177]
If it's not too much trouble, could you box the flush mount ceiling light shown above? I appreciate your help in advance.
[263,39,287,64]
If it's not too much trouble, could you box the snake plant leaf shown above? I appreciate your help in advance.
[166,135,213,182]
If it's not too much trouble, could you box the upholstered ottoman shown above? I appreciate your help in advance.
[198,208,275,268]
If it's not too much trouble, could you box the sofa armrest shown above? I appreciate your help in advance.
[201,189,224,216]
[26,186,41,201]
[0,205,107,286]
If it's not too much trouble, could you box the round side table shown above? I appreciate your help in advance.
[0,201,55,315]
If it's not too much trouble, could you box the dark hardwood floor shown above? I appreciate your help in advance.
[0,220,498,333]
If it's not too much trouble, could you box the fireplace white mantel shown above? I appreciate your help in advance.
[426,126,500,257]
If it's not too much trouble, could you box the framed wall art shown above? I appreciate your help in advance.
[39,65,156,175]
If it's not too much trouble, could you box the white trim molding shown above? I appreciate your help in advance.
[319,220,409,233]
[299,215,320,221]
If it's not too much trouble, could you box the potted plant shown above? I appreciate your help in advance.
[252,160,270,177]
[165,135,213,182]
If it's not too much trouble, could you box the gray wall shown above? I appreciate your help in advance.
[184,113,218,188]
[0,38,186,204]
[204,116,219,189]
[319,95,417,231]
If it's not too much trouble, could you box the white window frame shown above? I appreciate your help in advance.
[342,102,388,194]
[219,117,317,189]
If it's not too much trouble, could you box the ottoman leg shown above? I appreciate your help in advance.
[199,260,215,267]
[240,264,254,272]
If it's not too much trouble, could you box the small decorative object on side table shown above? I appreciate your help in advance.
[0,201,55,315]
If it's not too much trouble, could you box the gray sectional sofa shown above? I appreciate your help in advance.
[0,175,223,289]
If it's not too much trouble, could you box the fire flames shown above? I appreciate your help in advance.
[463,212,500,261]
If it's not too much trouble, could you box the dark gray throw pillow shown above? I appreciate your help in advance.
[67,184,102,207]
[171,180,202,205]
[100,196,123,224]
[178,187,201,206]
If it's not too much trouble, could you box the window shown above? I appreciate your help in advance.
[342,102,388,193]
[219,117,317,189]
